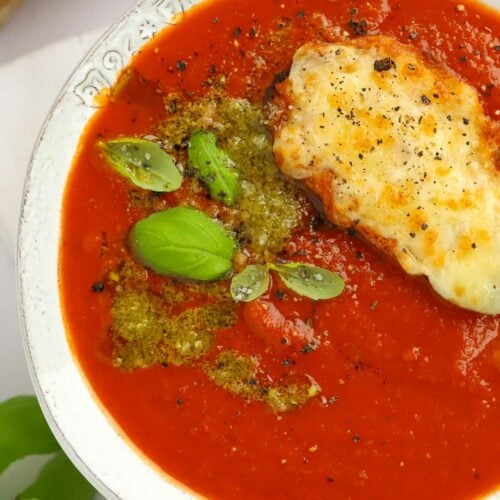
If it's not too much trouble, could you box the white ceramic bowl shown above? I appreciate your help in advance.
[18,0,500,499]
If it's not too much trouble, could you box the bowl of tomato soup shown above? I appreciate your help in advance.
[19,0,500,498]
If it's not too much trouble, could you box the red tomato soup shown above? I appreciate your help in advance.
[60,0,500,498]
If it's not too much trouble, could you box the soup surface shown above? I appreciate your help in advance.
[60,0,500,498]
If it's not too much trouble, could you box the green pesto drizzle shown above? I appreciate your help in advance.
[158,95,303,254]
[105,94,318,412]
[207,351,319,412]
[110,261,237,370]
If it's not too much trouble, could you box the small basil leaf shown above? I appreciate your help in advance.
[0,396,60,474]
[268,263,345,300]
[100,138,182,192]
[130,207,235,281]
[17,451,95,500]
[230,265,269,302]
[188,130,239,206]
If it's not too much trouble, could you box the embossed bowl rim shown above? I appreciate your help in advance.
[17,0,500,499]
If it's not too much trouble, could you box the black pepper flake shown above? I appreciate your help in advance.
[409,232,416,238]
[347,19,368,36]
[374,57,396,72]
[421,223,428,230]
[459,55,467,63]
[176,398,183,407]
[176,60,187,71]
[233,26,242,37]
[407,63,416,71]
[355,251,363,259]
[463,118,470,125]
[275,289,285,300]
[421,95,431,105]
[91,282,105,293]
[212,16,220,24]
[472,242,477,249]
[310,215,323,230]
[273,70,289,84]
[353,435,361,443]
[301,343,316,354]
[358,153,364,160]
[335,48,342,56]
[297,10,306,18]
[168,100,177,114]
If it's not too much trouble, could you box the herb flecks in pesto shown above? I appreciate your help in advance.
[207,351,319,412]
[159,96,302,254]
[110,267,237,370]
[207,351,261,399]
[111,290,165,369]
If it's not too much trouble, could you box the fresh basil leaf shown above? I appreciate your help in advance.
[100,138,182,192]
[17,451,95,500]
[0,396,60,474]
[268,263,345,300]
[230,265,269,302]
[188,130,239,206]
[130,207,235,281]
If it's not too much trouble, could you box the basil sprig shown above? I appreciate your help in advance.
[230,265,269,302]
[0,396,95,499]
[231,262,345,302]
[100,137,182,192]
[130,207,235,281]
[17,451,95,500]
[269,263,345,300]
[188,130,239,206]
[0,395,60,474]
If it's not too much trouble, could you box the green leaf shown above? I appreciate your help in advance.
[230,265,269,302]
[100,138,182,192]
[188,130,239,206]
[0,396,60,474]
[17,451,95,500]
[268,263,345,300]
[130,207,235,281]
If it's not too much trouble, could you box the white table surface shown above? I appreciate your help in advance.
[0,0,132,497]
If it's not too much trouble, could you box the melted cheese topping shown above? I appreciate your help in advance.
[272,36,500,314]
